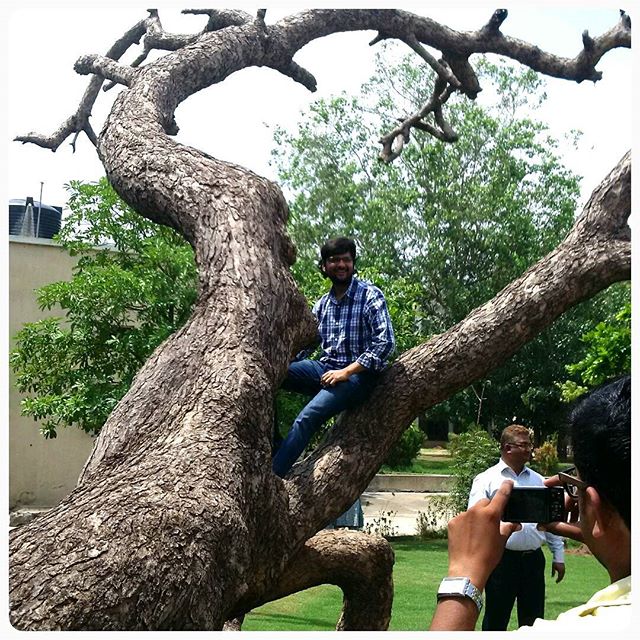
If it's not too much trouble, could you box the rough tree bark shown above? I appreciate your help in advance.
[10,8,631,631]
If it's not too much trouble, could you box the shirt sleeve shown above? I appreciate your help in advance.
[355,288,395,371]
[467,474,490,509]
[545,531,565,563]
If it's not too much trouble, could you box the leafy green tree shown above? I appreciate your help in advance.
[10,179,197,437]
[271,47,624,440]
[559,294,631,402]
[447,426,499,513]
[382,422,424,468]
[529,434,559,476]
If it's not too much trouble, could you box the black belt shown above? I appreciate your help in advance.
[505,548,541,555]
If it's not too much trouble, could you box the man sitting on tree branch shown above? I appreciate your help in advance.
[272,237,395,477]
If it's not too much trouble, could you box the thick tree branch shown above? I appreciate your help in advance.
[286,151,631,539]
[271,9,629,158]
[15,9,629,157]
[231,530,395,630]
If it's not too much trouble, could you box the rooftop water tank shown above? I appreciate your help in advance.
[9,197,62,239]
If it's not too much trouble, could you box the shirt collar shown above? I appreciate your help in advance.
[329,276,358,303]
[580,576,631,612]
[498,457,530,478]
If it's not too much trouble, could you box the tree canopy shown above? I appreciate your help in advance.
[272,49,630,439]
[10,179,197,437]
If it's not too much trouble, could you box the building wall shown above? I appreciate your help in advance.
[9,236,95,509]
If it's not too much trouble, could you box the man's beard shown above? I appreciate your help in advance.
[328,272,353,286]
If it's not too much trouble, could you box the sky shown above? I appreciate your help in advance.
[2,2,634,214]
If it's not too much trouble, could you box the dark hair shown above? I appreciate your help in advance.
[318,237,357,273]
[570,375,630,529]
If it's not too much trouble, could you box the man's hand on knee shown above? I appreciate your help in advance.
[321,368,351,387]
[321,362,366,387]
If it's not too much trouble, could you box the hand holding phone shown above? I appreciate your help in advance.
[537,475,584,542]
[502,486,565,523]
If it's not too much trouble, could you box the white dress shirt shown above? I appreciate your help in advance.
[468,458,565,563]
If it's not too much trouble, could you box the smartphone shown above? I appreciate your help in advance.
[502,487,565,523]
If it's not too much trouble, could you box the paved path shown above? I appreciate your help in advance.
[362,491,452,536]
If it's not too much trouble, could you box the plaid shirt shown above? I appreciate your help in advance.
[301,277,395,372]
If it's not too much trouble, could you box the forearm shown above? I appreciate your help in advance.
[356,336,394,371]
[343,361,367,376]
[430,597,479,631]
[428,480,520,631]
[430,543,492,630]
[320,361,367,386]
[545,533,565,563]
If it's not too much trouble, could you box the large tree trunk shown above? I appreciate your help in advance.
[10,9,630,630]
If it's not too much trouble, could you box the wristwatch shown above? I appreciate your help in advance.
[436,577,483,613]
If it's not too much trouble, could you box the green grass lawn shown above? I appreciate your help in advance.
[379,448,455,475]
[379,448,572,476]
[379,457,455,475]
[243,538,608,631]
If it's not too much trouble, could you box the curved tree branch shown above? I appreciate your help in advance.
[231,530,395,630]
[286,151,631,539]
[13,15,155,150]
[9,8,631,631]
[15,9,630,158]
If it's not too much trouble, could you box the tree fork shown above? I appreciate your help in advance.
[284,151,630,541]
[10,8,631,631]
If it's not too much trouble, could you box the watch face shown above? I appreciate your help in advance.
[443,578,468,591]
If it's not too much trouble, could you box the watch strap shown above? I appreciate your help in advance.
[437,577,484,613]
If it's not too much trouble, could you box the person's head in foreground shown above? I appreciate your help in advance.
[430,374,631,631]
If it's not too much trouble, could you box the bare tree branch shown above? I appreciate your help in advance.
[402,33,461,88]
[13,15,154,150]
[380,80,457,162]
[275,61,318,91]
[15,9,629,158]
[256,9,267,32]
[184,8,253,31]
[74,55,136,87]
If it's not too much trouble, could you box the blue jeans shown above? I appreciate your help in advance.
[272,360,378,477]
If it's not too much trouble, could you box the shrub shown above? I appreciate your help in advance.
[447,425,499,513]
[416,496,455,539]
[384,422,424,468]
[530,433,559,476]
[364,510,398,539]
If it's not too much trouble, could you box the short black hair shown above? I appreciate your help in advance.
[570,375,630,529]
[319,237,356,264]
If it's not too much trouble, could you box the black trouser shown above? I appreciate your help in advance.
[482,548,545,631]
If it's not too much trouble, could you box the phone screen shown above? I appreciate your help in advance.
[502,487,564,523]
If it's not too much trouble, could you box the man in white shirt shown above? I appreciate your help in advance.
[430,375,631,631]
[467,424,565,630]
